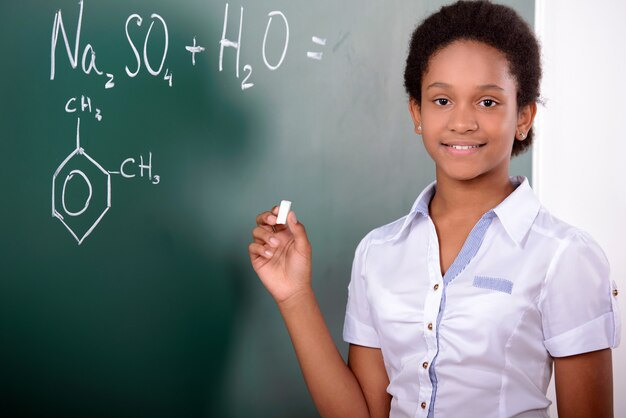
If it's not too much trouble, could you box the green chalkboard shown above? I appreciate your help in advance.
[0,1,533,416]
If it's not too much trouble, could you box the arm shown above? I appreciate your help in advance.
[279,291,390,418]
[554,348,613,418]
[349,344,392,418]
[249,208,390,418]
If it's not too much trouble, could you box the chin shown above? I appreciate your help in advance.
[435,155,510,183]
[439,164,488,182]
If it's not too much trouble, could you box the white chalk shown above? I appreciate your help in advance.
[276,200,292,224]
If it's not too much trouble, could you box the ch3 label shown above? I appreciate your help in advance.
[65,95,102,121]
[109,153,161,185]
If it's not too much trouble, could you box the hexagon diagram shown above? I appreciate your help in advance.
[52,120,111,245]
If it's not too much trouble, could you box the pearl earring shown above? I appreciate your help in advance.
[519,131,526,139]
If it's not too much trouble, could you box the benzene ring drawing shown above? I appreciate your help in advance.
[52,118,111,245]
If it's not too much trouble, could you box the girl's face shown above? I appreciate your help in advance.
[410,40,535,183]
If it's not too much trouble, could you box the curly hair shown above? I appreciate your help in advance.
[404,0,541,157]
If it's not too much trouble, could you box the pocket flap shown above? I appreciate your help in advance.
[472,276,513,294]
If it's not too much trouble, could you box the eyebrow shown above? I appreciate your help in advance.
[426,82,505,92]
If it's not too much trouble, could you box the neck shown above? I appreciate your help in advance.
[429,169,515,220]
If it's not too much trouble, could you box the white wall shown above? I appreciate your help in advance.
[534,0,626,416]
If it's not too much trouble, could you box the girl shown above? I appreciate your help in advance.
[248,1,620,417]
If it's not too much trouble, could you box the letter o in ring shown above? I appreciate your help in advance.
[62,169,93,217]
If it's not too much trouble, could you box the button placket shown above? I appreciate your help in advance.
[418,220,443,416]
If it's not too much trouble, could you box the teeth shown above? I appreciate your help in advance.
[449,144,481,150]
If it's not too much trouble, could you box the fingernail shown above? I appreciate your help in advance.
[268,215,277,223]
[264,250,273,257]
[292,212,298,224]
[269,237,280,247]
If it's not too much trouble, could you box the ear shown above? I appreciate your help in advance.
[516,102,537,141]
[408,98,423,135]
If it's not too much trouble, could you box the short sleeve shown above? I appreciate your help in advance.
[343,235,381,348]
[539,232,621,357]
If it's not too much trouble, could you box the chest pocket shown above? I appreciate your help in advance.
[472,275,514,294]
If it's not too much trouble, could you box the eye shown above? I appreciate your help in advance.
[434,98,449,106]
[480,99,498,108]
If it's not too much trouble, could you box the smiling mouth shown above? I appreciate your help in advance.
[443,144,485,150]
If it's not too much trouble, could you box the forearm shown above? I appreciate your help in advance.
[555,349,614,418]
[278,290,370,418]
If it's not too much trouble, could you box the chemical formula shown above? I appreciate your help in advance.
[50,0,327,244]
[50,1,327,90]
[52,103,159,245]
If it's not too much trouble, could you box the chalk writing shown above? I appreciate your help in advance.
[49,0,327,244]
[307,36,327,60]
[53,112,160,245]
[185,37,205,66]
[51,1,327,91]
[52,118,111,245]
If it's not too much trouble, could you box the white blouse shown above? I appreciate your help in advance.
[343,176,620,418]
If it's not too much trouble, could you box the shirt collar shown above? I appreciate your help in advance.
[492,176,541,246]
[412,180,437,218]
[386,180,436,242]
[392,176,540,246]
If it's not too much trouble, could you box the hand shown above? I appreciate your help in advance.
[248,206,313,305]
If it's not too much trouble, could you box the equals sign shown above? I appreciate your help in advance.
[307,36,326,60]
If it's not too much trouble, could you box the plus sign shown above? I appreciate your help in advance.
[185,37,206,66]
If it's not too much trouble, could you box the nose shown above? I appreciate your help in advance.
[447,103,478,133]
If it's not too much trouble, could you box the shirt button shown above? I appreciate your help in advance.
[422,361,429,369]
[614,289,619,297]
[427,322,433,330]
[433,283,440,291]
[421,402,427,409]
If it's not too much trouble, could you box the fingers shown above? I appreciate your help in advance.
[256,206,286,231]
[286,211,311,256]
[251,206,302,259]
[252,225,282,248]
[255,206,288,233]
[255,210,276,227]
[249,207,311,281]
[248,242,273,260]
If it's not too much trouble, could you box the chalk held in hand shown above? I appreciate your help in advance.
[276,200,292,224]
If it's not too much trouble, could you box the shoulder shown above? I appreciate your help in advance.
[534,209,618,356]
[532,205,606,256]
[356,213,415,250]
[354,179,435,252]
[533,206,611,298]
[351,211,423,274]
